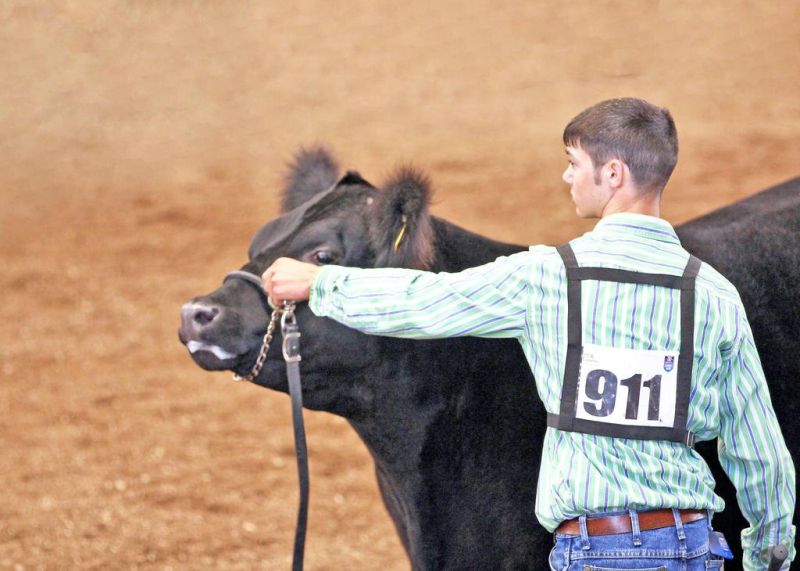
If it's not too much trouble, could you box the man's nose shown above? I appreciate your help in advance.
[562,166,571,184]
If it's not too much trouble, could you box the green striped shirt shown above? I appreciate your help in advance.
[309,213,795,569]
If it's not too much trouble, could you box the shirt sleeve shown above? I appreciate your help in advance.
[308,252,533,340]
[716,307,796,570]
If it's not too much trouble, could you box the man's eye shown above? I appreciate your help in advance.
[313,250,335,265]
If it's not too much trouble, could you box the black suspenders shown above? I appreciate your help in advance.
[547,243,702,446]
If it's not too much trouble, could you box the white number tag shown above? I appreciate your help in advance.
[576,343,679,428]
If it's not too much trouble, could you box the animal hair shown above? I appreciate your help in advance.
[371,166,435,270]
[281,145,340,212]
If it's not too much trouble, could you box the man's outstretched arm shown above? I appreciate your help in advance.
[262,254,532,340]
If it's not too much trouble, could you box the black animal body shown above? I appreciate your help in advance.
[179,147,798,570]
[676,178,800,568]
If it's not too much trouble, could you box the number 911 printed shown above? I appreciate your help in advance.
[576,344,679,428]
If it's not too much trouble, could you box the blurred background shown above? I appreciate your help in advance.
[1,2,798,568]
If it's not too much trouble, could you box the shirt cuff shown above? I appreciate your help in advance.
[309,265,348,316]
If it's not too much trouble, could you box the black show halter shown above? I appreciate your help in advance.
[223,270,310,571]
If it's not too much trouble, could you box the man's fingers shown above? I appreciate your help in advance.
[272,282,303,302]
[260,258,317,303]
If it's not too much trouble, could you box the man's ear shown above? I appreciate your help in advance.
[604,159,626,190]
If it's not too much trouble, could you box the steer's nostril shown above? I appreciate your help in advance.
[193,306,219,326]
[181,301,223,333]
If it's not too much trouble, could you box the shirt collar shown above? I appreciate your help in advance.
[591,213,681,245]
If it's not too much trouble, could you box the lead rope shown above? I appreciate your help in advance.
[280,303,309,571]
[223,271,309,570]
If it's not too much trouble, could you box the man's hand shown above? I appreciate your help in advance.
[262,257,323,304]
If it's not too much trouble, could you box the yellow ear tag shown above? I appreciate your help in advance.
[393,219,407,253]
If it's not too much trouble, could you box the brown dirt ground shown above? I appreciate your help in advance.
[1,2,798,569]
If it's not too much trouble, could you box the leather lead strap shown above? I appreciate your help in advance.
[287,356,309,571]
[282,320,308,571]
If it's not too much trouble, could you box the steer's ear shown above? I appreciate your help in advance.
[370,167,435,270]
[281,145,340,212]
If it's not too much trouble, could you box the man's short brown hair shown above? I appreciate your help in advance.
[563,98,678,192]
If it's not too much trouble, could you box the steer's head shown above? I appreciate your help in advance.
[178,146,435,416]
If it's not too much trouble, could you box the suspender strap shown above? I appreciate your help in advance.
[553,244,582,432]
[568,268,685,288]
[548,243,701,446]
[674,255,701,446]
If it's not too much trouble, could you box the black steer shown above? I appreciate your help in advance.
[179,147,798,570]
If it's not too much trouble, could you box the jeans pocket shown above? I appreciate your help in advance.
[548,542,560,571]
[705,559,724,570]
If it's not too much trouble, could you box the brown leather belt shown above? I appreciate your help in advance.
[556,509,707,536]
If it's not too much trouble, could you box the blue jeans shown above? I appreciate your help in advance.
[549,509,726,570]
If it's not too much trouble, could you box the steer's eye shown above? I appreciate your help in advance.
[312,250,336,265]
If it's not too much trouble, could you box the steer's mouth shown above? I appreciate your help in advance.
[183,339,241,370]
[177,327,244,370]
[178,328,282,384]
[185,340,237,361]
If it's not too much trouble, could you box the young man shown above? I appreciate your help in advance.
[262,98,795,570]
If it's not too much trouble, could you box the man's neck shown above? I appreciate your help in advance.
[600,187,662,219]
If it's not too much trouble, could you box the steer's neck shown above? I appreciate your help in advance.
[429,217,526,272]
[344,333,545,569]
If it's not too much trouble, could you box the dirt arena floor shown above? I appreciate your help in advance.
[1,2,798,569]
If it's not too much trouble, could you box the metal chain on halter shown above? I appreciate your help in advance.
[231,300,297,383]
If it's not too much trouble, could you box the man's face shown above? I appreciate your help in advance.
[562,145,612,219]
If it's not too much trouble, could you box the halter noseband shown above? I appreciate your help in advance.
[224,270,275,306]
